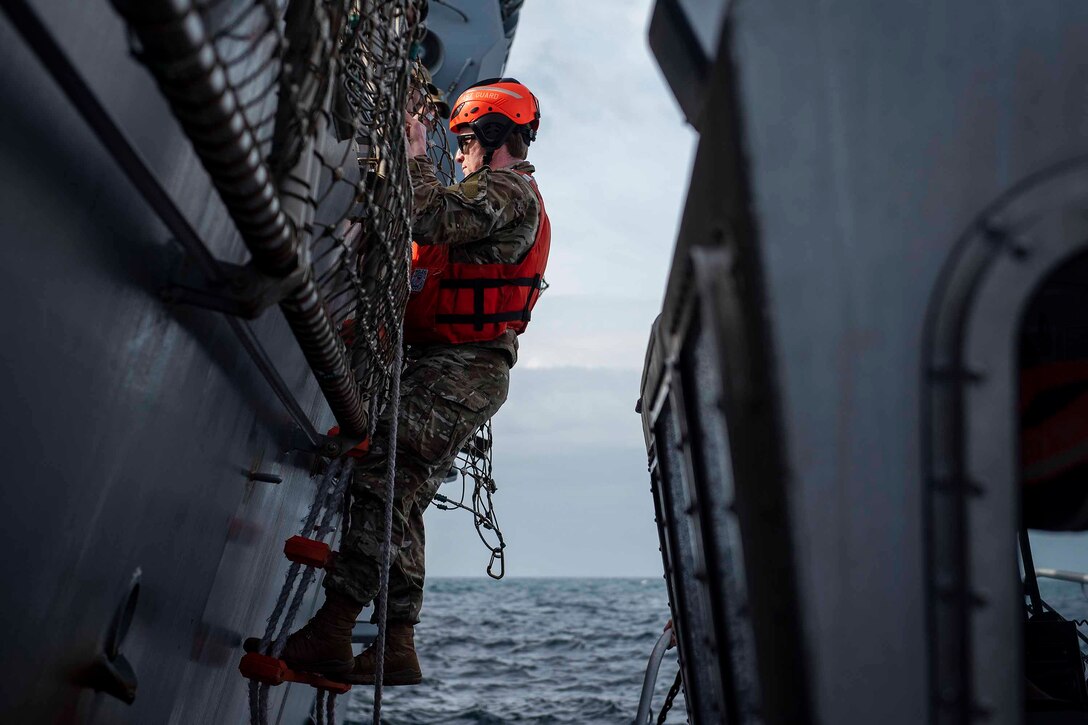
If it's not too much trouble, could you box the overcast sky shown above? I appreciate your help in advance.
[424,0,698,577]
[417,1,1088,585]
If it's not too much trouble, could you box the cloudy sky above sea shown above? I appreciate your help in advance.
[424,0,698,577]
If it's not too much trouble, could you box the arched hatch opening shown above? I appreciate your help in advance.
[1018,251,1088,720]
[924,159,1088,725]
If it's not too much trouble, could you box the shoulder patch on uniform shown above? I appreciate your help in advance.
[459,172,486,200]
[410,268,428,293]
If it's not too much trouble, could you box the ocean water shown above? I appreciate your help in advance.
[1040,578,1088,625]
[343,576,1088,725]
[345,578,686,725]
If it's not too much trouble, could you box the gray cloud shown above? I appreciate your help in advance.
[500,0,696,300]
[425,445,664,577]
[515,294,662,370]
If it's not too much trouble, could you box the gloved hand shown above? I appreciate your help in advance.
[404,112,428,157]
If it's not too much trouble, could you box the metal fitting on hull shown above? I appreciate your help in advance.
[111,0,368,435]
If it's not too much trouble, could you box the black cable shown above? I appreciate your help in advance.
[656,669,683,724]
[432,419,506,577]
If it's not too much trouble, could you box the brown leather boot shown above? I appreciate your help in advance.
[243,591,361,675]
[341,621,422,685]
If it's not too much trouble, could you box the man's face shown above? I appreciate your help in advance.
[455,131,486,175]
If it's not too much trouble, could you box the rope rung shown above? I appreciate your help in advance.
[239,653,351,695]
[284,536,336,569]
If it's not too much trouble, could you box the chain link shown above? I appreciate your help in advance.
[656,668,684,724]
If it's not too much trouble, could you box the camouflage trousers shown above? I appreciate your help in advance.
[324,344,510,623]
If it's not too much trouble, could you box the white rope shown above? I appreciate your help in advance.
[372,324,405,724]
[250,458,351,725]
[261,459,348,653]
[273,465,353,658]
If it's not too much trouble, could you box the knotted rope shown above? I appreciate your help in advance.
[250,457,353,725]
[372,324,405,724]
[314,689,340,725]
[432,419,507,578]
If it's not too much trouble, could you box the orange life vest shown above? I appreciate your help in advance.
[403,171,550,345]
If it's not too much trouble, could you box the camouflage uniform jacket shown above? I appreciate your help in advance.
[408,155,542,366]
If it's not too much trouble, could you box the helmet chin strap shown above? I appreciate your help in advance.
[478,121,517,169]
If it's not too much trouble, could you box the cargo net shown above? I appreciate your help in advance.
[433,420,507,579]
[126,0,455,432]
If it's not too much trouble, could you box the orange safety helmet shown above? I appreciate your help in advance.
[449,77,540,161]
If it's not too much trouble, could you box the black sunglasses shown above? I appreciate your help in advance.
[456,134,477,153]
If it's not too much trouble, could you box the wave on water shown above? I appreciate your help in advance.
[344,576,1088,723]
[345,578,686,724]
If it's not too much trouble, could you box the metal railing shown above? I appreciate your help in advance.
[1036,568,1088,585]
[635,630,675,724]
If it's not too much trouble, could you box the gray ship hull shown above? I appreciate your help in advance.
[643,1,1088,723]
[0,0,518,721]
[0,3,341,721]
